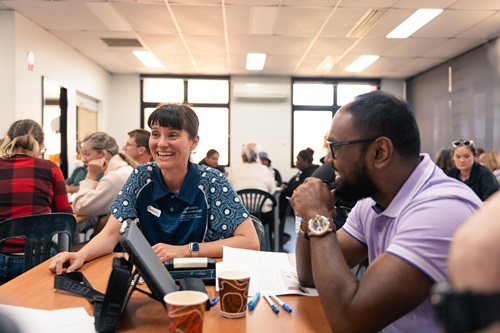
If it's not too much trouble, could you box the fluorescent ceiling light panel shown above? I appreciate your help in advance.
[246,53,266,71]
[316,55,341,72]
[85,2,132,32]
[133,51,163,68]
[386,8,443,39]
[249,7,278,35]
[345,55,380,72]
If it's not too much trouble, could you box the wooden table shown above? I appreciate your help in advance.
[0,253,331,332]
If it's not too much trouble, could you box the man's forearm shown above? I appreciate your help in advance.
[296,233,314,287]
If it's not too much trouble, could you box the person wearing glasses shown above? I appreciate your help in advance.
[0,119,72,283]
[122,129,152,165]
[290,91,482,333]
[446,140,499,201]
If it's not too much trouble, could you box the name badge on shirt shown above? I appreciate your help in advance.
[147,205,161,217]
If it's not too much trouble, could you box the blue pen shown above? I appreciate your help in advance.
[271,294,292,313]
[210,297,219,307]
[263,292,280,314]
[248,292,261,311]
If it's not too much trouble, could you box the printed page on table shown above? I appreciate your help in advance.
[216,247,318,297]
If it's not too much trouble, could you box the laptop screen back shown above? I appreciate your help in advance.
[119,220,178,302]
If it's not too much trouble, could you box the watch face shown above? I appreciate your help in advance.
[309,216,332,236]
[190,242,200,252]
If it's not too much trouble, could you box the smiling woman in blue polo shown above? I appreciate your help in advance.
[49,104,259,275]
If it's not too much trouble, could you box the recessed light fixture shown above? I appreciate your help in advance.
[316,55,344,72]
[246,53,266,71]
[345,55,380,72]
[133,51,163,68]
[386,8,443,39]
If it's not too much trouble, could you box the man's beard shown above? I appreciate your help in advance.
[334,154,379,204]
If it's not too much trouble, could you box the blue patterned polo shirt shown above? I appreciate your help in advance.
[110,162,249,246]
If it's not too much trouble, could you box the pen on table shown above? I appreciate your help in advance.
[248,292,261,311]
[270,294,292,313]
[263,292,280,314]
[210,297,219,307]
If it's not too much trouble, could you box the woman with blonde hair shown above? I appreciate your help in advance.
[479,150,500,184]
[0,119,72,283]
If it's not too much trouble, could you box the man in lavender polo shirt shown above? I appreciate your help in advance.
[291,91,482,333]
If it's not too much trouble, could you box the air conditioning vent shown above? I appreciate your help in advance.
[101,38,143,47]
[346,9,386,38]
[233,83,290,102]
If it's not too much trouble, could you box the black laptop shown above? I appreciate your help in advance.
[119,219,178,302]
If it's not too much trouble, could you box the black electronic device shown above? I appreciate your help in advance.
[119,219,178,303]
[165,257,217,285]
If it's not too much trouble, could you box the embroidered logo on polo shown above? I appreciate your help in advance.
[147,205,161,217]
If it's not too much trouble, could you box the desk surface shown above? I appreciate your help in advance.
[0,253,330,332]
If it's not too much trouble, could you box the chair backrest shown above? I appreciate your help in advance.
[249,214,266,251]
[236,189,277,220]
[0,213,76,272]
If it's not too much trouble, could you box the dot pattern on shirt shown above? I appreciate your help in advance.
[110,163,249,242]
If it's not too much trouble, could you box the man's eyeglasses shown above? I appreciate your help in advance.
[452,140,474,148]
[327,137,378,159]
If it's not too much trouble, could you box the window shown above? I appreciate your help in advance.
[291,79,379,166]
[141,76,230,166]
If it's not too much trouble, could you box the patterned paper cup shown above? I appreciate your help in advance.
[218,270,251,318]
[164,290,208,333]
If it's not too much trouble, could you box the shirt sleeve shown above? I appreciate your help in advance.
[110,166,149,221]
[202,170,250,241]
[478,168,500,200]
[72,170,129,216]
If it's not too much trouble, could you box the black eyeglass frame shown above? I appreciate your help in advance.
[327,137,378,159]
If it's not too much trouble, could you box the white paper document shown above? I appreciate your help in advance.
[216,246,318,297]
[0,304,97,333]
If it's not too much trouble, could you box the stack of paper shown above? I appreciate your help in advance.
[216,246,318,297]
[0,304,96,333]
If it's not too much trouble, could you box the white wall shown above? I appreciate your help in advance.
[0,10,111,173]
[106,74,141,147]
[0,11,17,129]
[228,76,295,180]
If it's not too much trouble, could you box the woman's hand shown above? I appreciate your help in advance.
[152,243,189,262]
[86,157,107,180]
[48,251,86,275]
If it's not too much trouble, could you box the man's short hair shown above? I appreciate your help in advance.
[127,129,151,154]
[346,90,421,158]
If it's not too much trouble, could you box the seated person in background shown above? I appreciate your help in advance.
[228,142,277,226]
[479,150,500,184]
[0,119,72,283]
[291,90,482,333]
[259,151,282,186]
[122,128,152,165]
[71,131,137,235]
[446,140,499,201]
[444,191,500,333]
[280,148,319,218]
[434,146,453,174]
[50,104,259,274]
[198,148,226,175]
[65,150,103,194]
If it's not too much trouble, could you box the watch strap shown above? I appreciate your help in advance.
[432,282,500,333]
